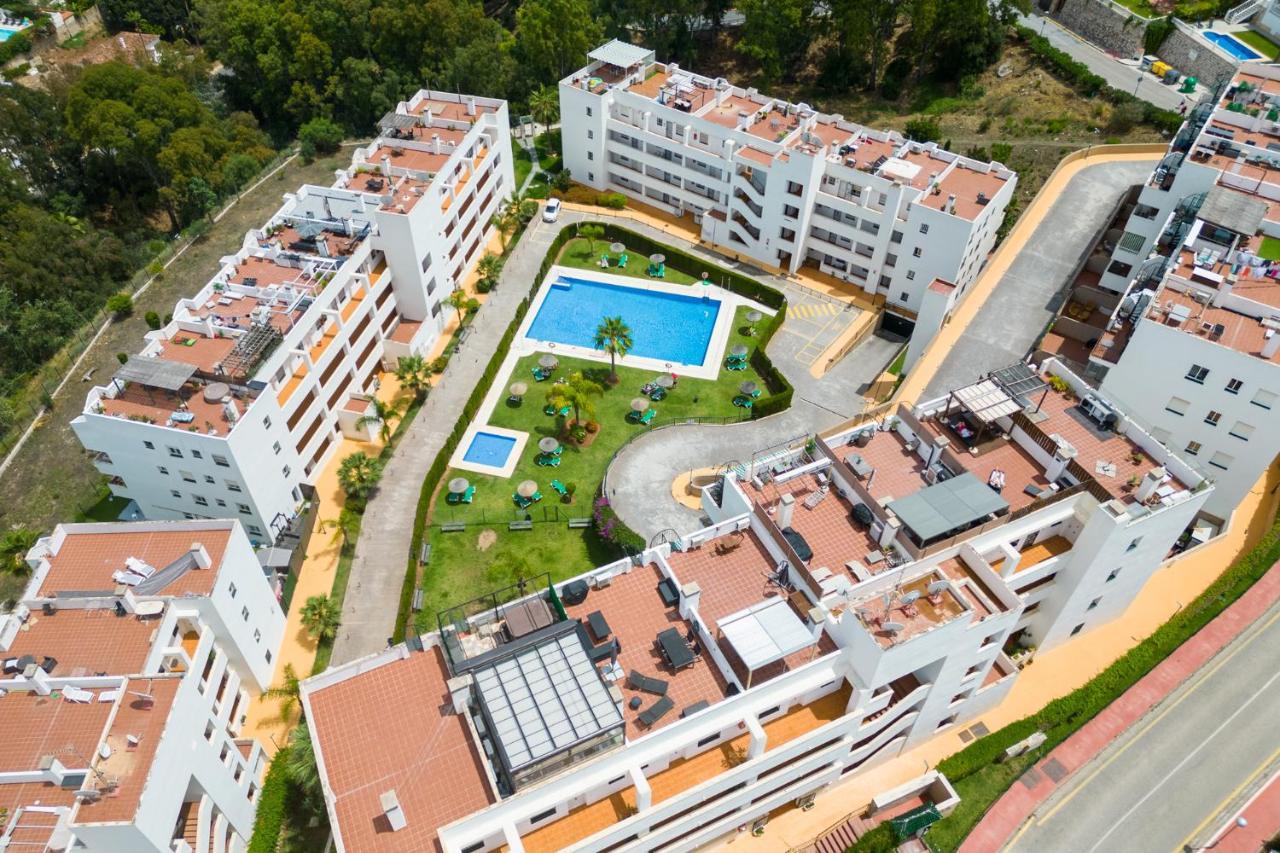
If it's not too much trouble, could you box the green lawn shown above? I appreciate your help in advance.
[1261,235,1280,261]
[1237,29,1280,60]
[414,304,772,627]
[511,138,534,190]
[557,237,700,285]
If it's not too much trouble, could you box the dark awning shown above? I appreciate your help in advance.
[377,111,418,131]
[888,473,1009,541]
[989,361,1047,404]
[1199,185,1266,236]
[113,357,197,392]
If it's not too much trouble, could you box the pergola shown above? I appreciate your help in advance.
[718,598,817,688]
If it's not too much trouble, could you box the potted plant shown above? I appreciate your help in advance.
[1129,450,1143,465]
[1125,474,1141,491]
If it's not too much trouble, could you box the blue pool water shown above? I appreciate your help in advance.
[0,22,29,42]
[527,276,722,365]
[463,431,517,467]
[1204,31,1262,61]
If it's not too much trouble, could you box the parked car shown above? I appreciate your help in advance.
[542,198,561,222]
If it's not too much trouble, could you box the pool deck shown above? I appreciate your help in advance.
[447,423,530,478]
[512,264,771,382]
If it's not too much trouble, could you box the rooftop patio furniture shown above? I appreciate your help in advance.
[638,696,674,727]
[780,527,813,562]
[657,577,680,607]
[618,253,628,268]
[681,700,711,718]
[803,485,830,509]
[561,579,589,605]
[656,627,696,670]
[627,670,669,695]
[727,359,748,371]
[587,638,616,663]
[628,408,656,425]
[629,696,643,710]
[512,490,544,509]
[587,610,611,642]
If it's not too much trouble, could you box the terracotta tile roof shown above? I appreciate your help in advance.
[0,783,76,849]
[3,609,158,677]
[73,677,181,825]
[306,647,494,853]
[0,691,113,773]
[36,527,231,598]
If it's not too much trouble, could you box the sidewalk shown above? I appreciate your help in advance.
[962,556,1280,851]
[1202,768,1280,853]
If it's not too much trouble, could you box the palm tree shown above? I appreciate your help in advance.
[286,723,325,816]
[301,593,342,642]
[492,192,537,251]
[264,663,302,722]
[529,85,560,129]
[355,398,402,444]
[337,451,385,501]
[321,506,361,549]
[476,252,504,292]
[579,223,604,254]
[394,355,432,402]
[548,371,604,429]
[594,316,633,384]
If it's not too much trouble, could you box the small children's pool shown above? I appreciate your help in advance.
[463,431,517,468]
[1204,31,1262,62]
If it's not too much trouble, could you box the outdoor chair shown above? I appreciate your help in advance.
[533,366,553,382]
[727,360,748,372]
[551,480,569,497]
[618,253,628,268]
[649,387,667,402]
[733,395,753,409]
[535,454,561,468]
[626,670,669,695]
[639,408,656,425]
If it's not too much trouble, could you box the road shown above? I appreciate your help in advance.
[1017,12,1192,112]
[1008,600,1280,853]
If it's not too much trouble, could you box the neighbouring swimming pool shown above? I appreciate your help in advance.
[463,431,517,468]
[0,22,29,42]
[527,276,722,365]
[1204,31,1262,62]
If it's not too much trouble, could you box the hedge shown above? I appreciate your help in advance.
[247,746,292,853]
[927,511,1280,850]
[1013,25,1183,136]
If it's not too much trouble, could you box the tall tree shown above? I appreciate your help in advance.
[355,397,402,444]
[528,84,560,128]
[337,451,385,501]
[593,316,633,384]
[514,0,603,86]
[394,355,432,402]
[735,0,814,86]
[300,593,343,642]
[263,663,302,721]
[548,370,603,428]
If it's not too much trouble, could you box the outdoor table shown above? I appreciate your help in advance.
[656,627,695,670]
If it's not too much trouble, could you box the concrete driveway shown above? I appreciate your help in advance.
[922,158,1152,399]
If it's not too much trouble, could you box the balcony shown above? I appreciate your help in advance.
[732,188,763,218]
[731,211,760,242]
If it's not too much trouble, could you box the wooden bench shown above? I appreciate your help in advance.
[508,520,533,531]
[411,588,424,612]
[567,517,592,529]
[419,543,432,565]
[441,522,466,533]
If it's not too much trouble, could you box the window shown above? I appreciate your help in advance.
[1127,537,1142,552]
[431,302,442,318]
[204,475,215,484]
[1226,378,1243,395]
[167,446,183,458]
[1070,623,1085,636]
[1209,451,1233,471]
[1106,569,1120,582]
[1204,410,1222,426]
[272,441,281,455]
[170,489,182,499]
[237,503,251,514]
[215,499,226,508]
[919,223,929,234]
[426,278,437,296]
[783,204,799,219]
[253,629,261,643]
[586,129,593,139]
[247,524,263,536]
[1185,364,1209,384]
[213,454,229,468]
[530,808,558,824]
[265,650,273,664]
[420,253,433,273]
[912,247,922,258]
[587,151,593,160]
[157,466,169,475]
[282,465,292,478]
[143,441,155,450]
[587,172,594,182]
[1184,440,1201,456]
[1165,396,1189,416]
[181,470,196,483]
[241,606,250,622]
[1106,260,1133,277]
[891,230,903,244]
[697,733,720,747]
[1230,421,1255,441]
[227,480,242,492]
[1133,203,1159,220]
[193,495,208,507]
[899,292,910,302]
[263,416,272,429]
[191,449,202,459]
[1088,597,1101,610]
[1252,389,1277,410]
[228,582,237,598]
[585,106,592,117]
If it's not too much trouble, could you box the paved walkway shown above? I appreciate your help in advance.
[329,218,560,665]
[1017,12,1194,112]
[922,157,1152,398]
[963,563,1280,852]
[1205,766,1280,853]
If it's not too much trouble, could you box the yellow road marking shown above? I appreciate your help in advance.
[1174,743,1280,851]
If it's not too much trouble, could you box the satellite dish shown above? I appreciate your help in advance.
[881,591,894,610]
[882,621,905,634]
[927,581,947,596]
[900,590,921,605]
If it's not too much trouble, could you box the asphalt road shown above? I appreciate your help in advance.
[1008,600,1280,853]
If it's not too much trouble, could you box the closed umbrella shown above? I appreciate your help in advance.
[730,344,749,357]
[630,397,650,412]
[538,353,558,369]
[517,480,538,498]
[649,253,665,264]
[740,381,758,396]
[538,437,560,453]
[610,242,626,254]
[655,373,675,389]
[448,477,470,494]
[746,310,762,324]
[509,381,528,397]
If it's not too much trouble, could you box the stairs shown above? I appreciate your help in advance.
[1225,0,1261,23]
[811,815,874,853]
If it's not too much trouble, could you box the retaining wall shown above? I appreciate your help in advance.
[1042,0,1150,58]
[1157,21,1240,90]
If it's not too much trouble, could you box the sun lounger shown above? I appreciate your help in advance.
[535,454,561,467]
[62,687,94,703]
[533,366,552,381]
[627,670,669,695]
[733,395,753,409]
[639,408,656,425]
[681,700,711,718]
[551,479,569,496]
[618,253,628,268]
[649,387,667,401]
[638,696,674,726]
[727,360,747,371]
[803,485,830,509]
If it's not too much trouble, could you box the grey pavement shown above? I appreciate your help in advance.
[1009,599,1280,853]
[1017,12,1194,112]
[922,158,1152,399]
[329,217,560,665]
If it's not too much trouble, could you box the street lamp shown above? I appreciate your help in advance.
[1185,816,1248,851]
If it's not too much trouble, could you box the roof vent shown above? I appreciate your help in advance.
[380,790,407,831]
[190,543,211,570]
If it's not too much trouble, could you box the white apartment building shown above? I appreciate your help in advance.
[301,359,1206,853]
[0,519,285,852]
[1084,66,1280,519]
[72,90,515,544]
[559,40,1017,369]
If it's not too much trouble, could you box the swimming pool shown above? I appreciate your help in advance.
[526,276,722,366]
[1204,31,1262,62]
[463,431,517,468]
[0,21,29,42]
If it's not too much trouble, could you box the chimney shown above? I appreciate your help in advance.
[380,155,391,176]
[446,673,472,715]
[1262,328,1280,359]
[776,493,796,529]
[927,433,949,468]
[1045,435,1077,482]
[946,194,956,214]
[380,790,408,832]
[190,543,212,569]
[431,134,441,155]
[23,664,51,696]
[39,756,70,786]
[1214,276,1234,306]
[808,607,826,641]
[678,581,701,620]
[466,97,476,117]
[1135,467,1166,503]
[878,515,901,548]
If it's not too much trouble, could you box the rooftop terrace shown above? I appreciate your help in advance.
[4,608,158,677]
[0,690,113,774]
[33,526,231,599]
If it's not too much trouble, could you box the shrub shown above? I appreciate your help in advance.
[990,142,1013,163]
[144,311,162,330]
[1107,101,1146,135]
[298,117,344,159]
[904,117,942,143]
[116,352,129,365]
[247,747,292,853]
[105,293,133,318]
[596,191,627,209]
[430,354,450,373]
[1144,14,1174,53]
